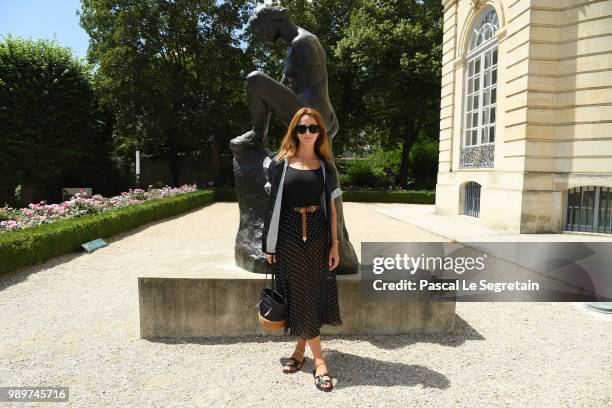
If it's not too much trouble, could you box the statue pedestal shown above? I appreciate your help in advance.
[229,139,270,274]
[137,252,456,338]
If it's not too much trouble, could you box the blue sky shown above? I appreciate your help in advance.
[0,0,274,59]
[0,0,90,59]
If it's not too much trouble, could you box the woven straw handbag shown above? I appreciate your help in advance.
[255,262,286,331]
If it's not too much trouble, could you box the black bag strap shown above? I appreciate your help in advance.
[263,261,274,288]
[254,261,276,309]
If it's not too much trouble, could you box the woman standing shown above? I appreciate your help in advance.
[261,107,343,392]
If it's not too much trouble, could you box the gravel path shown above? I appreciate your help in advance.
[0,202,610,407]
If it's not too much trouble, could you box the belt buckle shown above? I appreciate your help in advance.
[308,205,316,212]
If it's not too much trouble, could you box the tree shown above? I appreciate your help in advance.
[0,35,113,204]
[79,0,254,185]
[335,0,443,188]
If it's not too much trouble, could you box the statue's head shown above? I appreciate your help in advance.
[248,5,291,43]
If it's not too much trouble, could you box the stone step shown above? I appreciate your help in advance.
[138,252,456,338]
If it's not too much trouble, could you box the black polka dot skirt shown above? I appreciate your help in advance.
[274,205,342,340]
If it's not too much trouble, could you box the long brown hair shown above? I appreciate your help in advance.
[273,107,333,165]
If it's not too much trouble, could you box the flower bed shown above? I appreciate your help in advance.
[0,188,213,275]
[0,184,198,234]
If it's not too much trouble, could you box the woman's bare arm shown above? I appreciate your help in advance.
[330,196,338,245]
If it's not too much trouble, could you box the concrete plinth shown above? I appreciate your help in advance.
[138,252,456,338]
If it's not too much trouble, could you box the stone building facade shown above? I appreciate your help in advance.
[435,0,612,234]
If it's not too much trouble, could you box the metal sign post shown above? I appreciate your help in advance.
[135,149,140,188]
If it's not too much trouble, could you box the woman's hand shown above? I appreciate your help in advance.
[328,244,340,271]
[266,253,276,264]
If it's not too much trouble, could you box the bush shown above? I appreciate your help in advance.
[409,136,439,190]
[0,36,117,200]
[0,184,198,233]
[342,146,402,189]
[0,206,11,222]
[342,190,434,204]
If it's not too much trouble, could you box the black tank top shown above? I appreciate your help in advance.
[282,165,324,209]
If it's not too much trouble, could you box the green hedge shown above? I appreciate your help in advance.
[212,188,434,204]
[0,190,214,275]
[211,187,237,202]
[341,190,435,204]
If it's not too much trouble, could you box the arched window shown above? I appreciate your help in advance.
[461,8,499,167]
[462,181,481,218]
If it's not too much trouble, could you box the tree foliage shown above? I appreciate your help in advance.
[0,35,115,202]
[78,0,255,183]
[335,0,443,187]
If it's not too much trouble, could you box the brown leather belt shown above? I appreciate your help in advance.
[293,205,321,241]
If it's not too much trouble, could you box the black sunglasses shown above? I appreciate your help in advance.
[295,124,321,134]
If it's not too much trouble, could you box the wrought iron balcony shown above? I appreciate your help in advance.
[459,143,494,168]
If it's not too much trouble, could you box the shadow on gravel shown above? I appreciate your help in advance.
[139,316,485,389]
[143,321,480,390]
[309,349,452,390]
[144,314,483,349]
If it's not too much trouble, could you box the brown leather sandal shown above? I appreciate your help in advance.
[282,349,305,374]
[312,362,334,392]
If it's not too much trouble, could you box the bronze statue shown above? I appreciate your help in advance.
[229,4,357,275]
[230,5,338,151]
